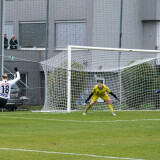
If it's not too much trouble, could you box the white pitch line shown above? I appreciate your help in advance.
[0,148,144,160]
[0,115,160,123]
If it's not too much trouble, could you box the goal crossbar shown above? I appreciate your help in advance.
[68,45,160,53]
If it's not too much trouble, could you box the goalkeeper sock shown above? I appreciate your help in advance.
[108,104,113,112]
[84,104,92,113]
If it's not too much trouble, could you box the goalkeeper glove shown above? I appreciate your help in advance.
[14,67,18,72]
[110,92,119,101]
[83,100,88,106]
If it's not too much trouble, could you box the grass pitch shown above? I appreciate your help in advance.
[0,110,159,160]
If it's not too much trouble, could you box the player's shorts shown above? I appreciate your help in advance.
[0,97,7,108]
[91,93,110,102]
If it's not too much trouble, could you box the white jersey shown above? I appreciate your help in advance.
[0,72,20,99]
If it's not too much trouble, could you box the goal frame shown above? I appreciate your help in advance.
[41,45,160,112]
[66,45,160,112]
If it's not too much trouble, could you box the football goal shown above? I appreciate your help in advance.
[41,45,160,112]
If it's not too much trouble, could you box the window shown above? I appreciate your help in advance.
[96,77,105,84]
[19,22,46,48]
[157,22,160,50]
[17,74,27,96]
[55,21,86,49]
[157,22,160,64]
[4,23,13,41]
[8,73,27,96]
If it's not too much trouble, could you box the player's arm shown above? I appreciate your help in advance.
[10,67,20,85]
[85,93,93,104]
[105,85,119,101]
[109,91,119,101]
[155,90,160,93]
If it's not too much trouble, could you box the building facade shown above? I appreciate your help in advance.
[2,0,160,105]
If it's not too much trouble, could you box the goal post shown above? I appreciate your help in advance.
[67,45,71,112]
[41,45,160,112]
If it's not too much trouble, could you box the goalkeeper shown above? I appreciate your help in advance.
[83,80,119,116]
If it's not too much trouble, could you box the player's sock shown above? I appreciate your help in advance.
[108,104,116,116]
[84,104,92,113]
[108,104,113,112]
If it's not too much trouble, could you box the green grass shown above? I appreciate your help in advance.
[0,111,160,160]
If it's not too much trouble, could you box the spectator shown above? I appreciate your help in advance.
[4,34,8,49]
[10,35,18,49]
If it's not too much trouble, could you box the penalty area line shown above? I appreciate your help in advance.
[0,115,160,123]
[0,148,144,160]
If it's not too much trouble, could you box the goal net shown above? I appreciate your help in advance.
[41,46,160,112]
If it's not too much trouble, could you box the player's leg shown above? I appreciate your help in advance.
[83,101,95,115]
[105,99,116,116]
[83,95,98,115]
[0,98,7,108]
[102,94,116,116]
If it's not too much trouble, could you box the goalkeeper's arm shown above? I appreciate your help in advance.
[109,92,119,101]
[85,93,93,103]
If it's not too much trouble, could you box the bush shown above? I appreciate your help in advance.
[46,61,87,109]
[121,61,159,109]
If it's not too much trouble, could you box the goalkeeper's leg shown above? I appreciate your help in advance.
[83,101,95,115]
[104,99,116,116]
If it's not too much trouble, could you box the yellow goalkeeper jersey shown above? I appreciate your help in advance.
[91,84,111,96]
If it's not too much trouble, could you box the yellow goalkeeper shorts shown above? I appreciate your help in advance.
[91,93,110,102]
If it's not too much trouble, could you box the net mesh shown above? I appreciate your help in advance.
[41,46,160,111]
